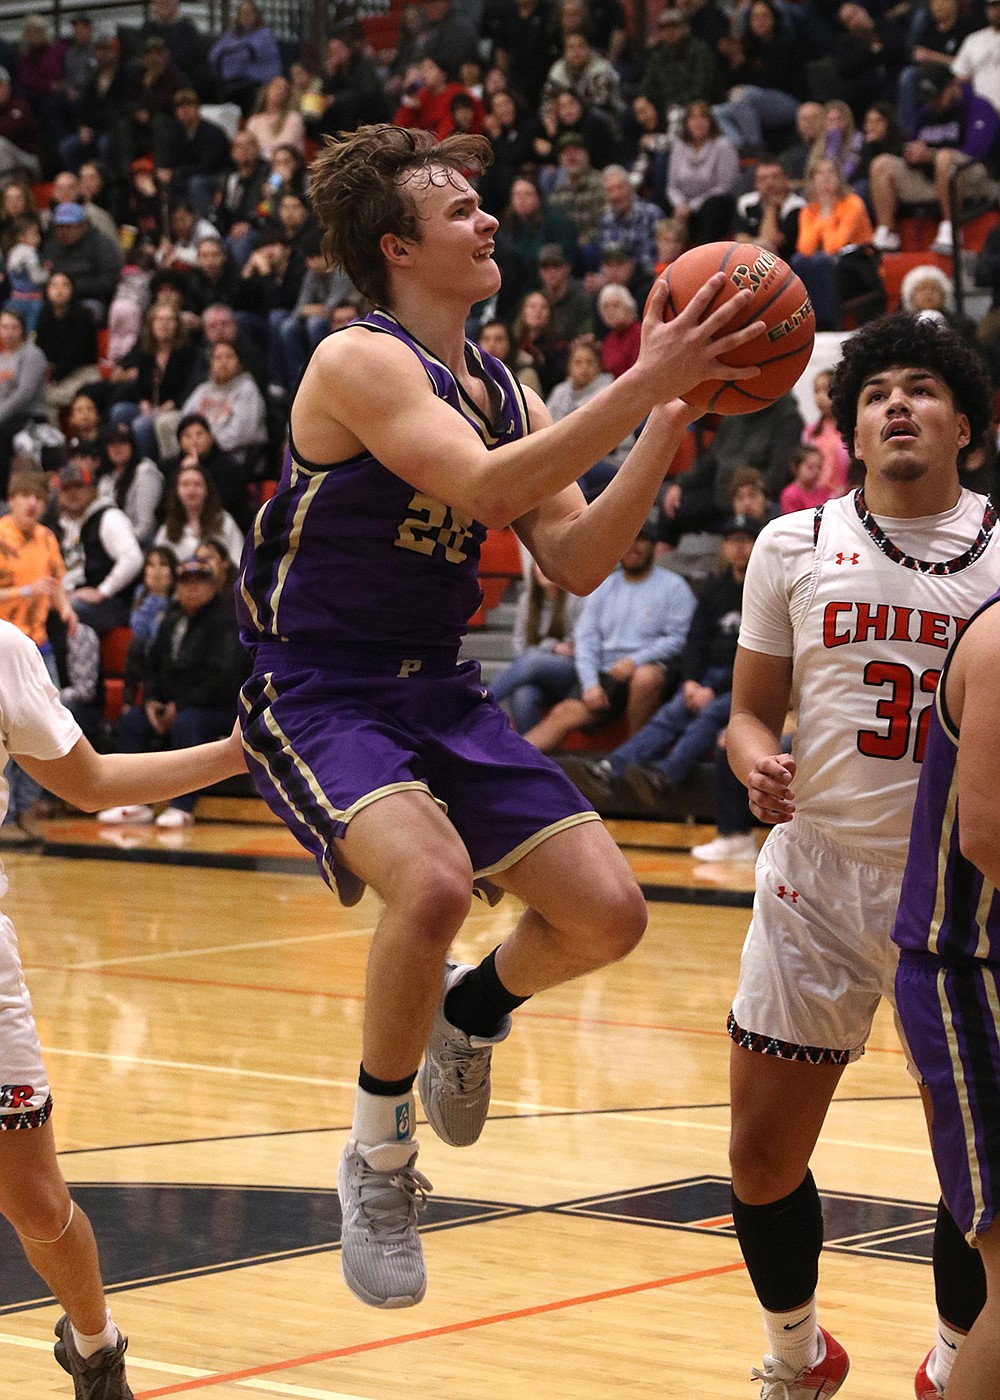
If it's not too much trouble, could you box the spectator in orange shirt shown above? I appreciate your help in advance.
[790,157,874,330]
[0,469,77,842]
[0,471,76,652]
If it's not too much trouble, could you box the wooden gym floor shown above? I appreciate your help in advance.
[0,814,937,1398]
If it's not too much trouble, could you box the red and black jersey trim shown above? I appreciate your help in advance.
[852,489,998,576]
[0,1094,52,1130]
[727,1011,852,1066]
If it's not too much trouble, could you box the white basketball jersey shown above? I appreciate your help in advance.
[740,488,1000,861]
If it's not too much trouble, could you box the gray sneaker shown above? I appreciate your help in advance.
[54,1315,134,1400]
[417,962,511,1147]
[337,1137,431,1308]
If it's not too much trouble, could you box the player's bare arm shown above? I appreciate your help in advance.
[294,279,763,530]
[513,396,699,593]
[15,723,247,813]
[728,645,796,824]
[947,606,1000,888]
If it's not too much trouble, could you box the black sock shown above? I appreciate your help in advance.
[731,1171,824,1311]
[934,1196,987,1331]
[444,947,528,1039]
[358,1064,416,1096]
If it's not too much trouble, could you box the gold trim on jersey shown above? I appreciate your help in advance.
[267,464,326,634]
[929,767,960,959]
[473,810,604,880]
[939,967,988,1237]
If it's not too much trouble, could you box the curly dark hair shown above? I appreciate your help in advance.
[830,313,993,470]
[309,124,493,308]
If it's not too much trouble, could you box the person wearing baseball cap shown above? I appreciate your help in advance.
[100,544,249,828]
[42,195,123,325]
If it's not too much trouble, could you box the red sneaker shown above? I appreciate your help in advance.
[915,1349,945,1398]
[750,1327,850,1398]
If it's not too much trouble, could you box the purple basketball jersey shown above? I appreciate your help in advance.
[893,588,1000,961]
[236,310,530,660]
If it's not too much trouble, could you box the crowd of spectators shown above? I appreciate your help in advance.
[3,0,1000,842]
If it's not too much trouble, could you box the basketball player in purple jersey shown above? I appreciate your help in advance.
[235,123,764,1311]
[724,315,1000,1399]
[894,585,1000,1400]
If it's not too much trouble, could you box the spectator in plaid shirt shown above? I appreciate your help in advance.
[548,133,606,248]
[597,165,665,272]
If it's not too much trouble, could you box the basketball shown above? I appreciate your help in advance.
[654,241,815,415]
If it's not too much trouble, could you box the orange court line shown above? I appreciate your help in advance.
[134,1258,749,1398]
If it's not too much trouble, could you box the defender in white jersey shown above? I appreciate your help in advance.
[0,619,245,1400]
[724,315,1000,1399]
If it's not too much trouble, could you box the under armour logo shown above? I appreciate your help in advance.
[836,552,860,566]
[777,885,799,903]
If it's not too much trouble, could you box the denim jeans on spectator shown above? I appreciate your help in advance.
[490,648,578,733]
[72,592,132,637]
[790,252,842,331]
[606,666,733,783]
[114,703,235,812]
[712,86,800,151]
[712,740,753,836]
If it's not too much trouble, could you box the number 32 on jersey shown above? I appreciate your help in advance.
[859,662,939,763]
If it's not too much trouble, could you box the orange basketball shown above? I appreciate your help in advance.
[654,241,815,415]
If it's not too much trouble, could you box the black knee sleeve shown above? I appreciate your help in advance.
[731,1170,824,1312]
[933,1197,987,1332]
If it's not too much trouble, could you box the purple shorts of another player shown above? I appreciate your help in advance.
[896,949,1000,1243]
[239,644,600,907]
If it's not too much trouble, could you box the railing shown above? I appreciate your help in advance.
[947,162,994,320]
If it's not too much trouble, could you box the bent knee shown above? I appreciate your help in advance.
[580,878,648,963]
[5,1181,73,1242]
[383,861,474,941]
[730,1125,803,1203]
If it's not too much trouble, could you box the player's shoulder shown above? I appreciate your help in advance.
[0,619,37,666]
[308,318,428,389]
[755,503,827,552]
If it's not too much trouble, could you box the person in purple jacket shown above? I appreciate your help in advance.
[236,122,763,1313]
[870,61,1000,254]
[894,584,1000,1400]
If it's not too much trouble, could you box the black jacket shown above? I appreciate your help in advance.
[143,592,248,708]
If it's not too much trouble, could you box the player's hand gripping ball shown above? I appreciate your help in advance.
[650,241,815,415]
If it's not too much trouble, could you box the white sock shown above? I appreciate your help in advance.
[72,1310,117,1360]
[936,220,953,241]
[928,1318,966,1392]
[352,1085,415,1147]
[763,1297,820,1374]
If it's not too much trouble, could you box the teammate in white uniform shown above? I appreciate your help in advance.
[725,314,1000,1399]
[0,619,245,1400]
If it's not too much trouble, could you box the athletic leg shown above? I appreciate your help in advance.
[730,1043,846,1376]
[946,1223,1000,1399]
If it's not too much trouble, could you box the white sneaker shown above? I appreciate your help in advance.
[337,1137,430,1308]
[417,961,511,1147]
[97,805,154,825]
[154,807,194,828]
[931,221,954,255]
[690,832,758,862]
[872,225,900,252]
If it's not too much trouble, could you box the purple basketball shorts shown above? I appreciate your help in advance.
[896,950,1000,1242]
[239,648,599,905]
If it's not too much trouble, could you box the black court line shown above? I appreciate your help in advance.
[39,839,754,907]
[57,1094,917,1157]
